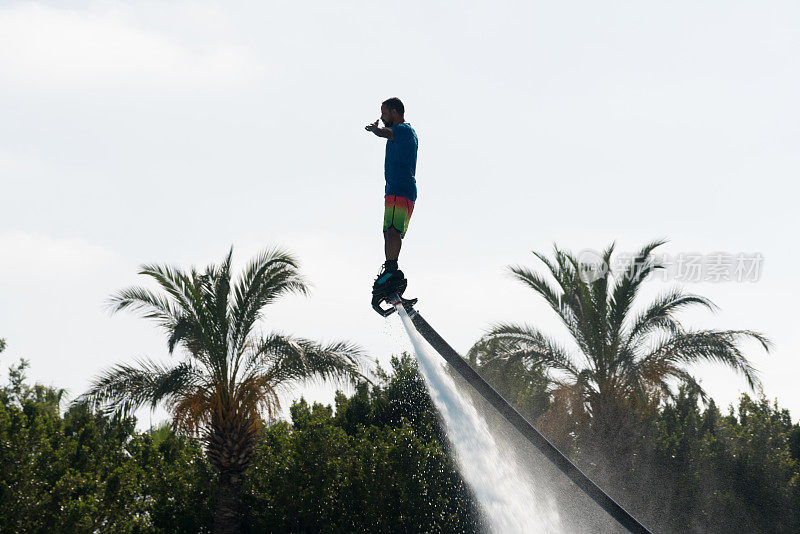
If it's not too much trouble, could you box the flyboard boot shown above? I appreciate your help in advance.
[371,261,417,316]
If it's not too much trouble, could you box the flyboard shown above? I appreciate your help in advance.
[373,289,652,534]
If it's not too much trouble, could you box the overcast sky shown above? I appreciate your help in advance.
[1,0,798,427]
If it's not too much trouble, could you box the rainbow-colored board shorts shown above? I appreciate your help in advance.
[383,195,415,238]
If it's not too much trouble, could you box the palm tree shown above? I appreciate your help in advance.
[471,240,770,457]
[77,247,367,534]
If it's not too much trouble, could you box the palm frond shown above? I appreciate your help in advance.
[531,249,568,294]
[587,244,615,342]
[608,239,668,340]
[668,368,708,402]
[551,246,610,361]
[107,287,179,327]
[507,264,589,351]
[229,247,309,354]
[640,329,770,392]
[507,264,563,308]
[621,289,715,356]
[167,315,194,355]
[248,333,367,391]
[482,322,583,379]
[563,245,614,358]
[210,248,233,345]
[531,247,591,344]
[123,263,223,364]
[75,359,202,418]
[137,263,197,319]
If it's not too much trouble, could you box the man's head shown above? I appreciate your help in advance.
[380,97,405,127]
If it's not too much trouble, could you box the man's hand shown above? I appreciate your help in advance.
[365,119,394,140]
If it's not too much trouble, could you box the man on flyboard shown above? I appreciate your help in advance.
[365,97,418,316]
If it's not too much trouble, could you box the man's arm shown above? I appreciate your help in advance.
[365,120,394,141]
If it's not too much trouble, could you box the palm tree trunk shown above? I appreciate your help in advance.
[213,469,244,534]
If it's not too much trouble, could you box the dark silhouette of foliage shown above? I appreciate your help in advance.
[1,343,481,533]
[630,389,800,533]
[467,241,783,531]
[1,230,797,534]
[242,354,482,533]
[0,343,215,533]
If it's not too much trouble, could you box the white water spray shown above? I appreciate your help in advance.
[395,306,563,534]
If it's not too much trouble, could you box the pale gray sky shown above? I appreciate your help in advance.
[1,1,798,426]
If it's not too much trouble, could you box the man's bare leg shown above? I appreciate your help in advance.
[384,228,402,262]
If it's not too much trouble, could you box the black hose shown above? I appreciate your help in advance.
[402,304,652,534]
